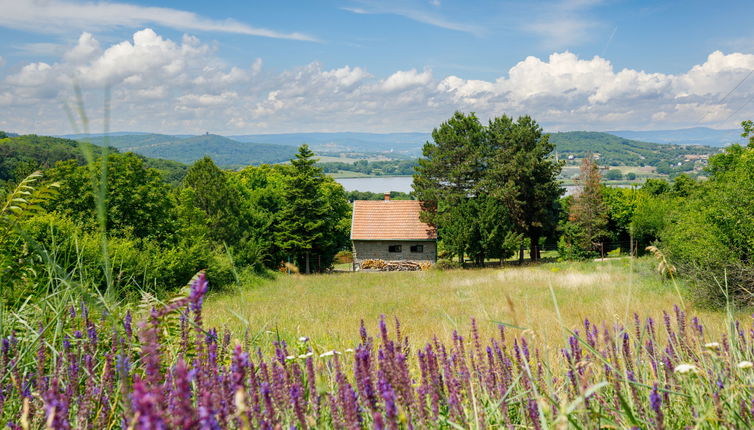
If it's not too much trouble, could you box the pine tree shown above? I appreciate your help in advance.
[276,145,328,274]
[568,154,609,256]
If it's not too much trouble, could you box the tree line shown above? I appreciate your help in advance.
[1,144,350,304]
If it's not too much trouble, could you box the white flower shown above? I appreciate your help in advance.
[299,337,309,343]
[319,350,341,358]
[298,352,314,359]
[704,342,721,350]
[737,361,753,369]
[674,363,699,374]
[345,348,354,353]
[285,355,296,361]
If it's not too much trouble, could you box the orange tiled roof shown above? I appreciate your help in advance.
[351,200,437,240]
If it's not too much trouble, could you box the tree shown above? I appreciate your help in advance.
[625,172,637,181]
[415,112,522,266]
[414,112,486,227]
[276,145,329,274]
[415,112,561,264]
[561,155,608,257]
[181,156,243,246]
[483,115,563,261]
[605,169,623,181]
[661,138,754,306]
[47,153,175,241]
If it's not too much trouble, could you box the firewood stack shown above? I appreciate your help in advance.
[360,259,423,271]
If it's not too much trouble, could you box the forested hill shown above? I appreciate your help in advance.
[80,133,297,167]
[0,134,187,186]
[549,131,719,167]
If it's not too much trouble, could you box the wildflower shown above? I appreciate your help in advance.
[298,336,309,343]
[674,363,699,374]
[704,342,720,350]
[650,383,664,430]
[345,348,354,353]
[298,352,314,359]
[320,350,341,358]
[737,361,753,369]
[285,355,296,361]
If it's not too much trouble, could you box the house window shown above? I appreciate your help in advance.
[388,245,402,253]
[410,245,424,253]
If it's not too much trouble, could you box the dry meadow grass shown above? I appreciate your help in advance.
[205,258,740,360]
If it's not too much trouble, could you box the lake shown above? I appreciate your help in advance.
[336,176,587,195]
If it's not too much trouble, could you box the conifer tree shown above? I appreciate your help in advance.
[276,145,328,273]
[567,154,609,256]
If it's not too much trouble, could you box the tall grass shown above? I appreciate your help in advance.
[0,272,753,428]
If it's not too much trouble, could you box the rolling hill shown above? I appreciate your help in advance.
[62,129,724,174]
[0,134,188,185]
[229,132,430,157]
[75,133,298,167]
[609,127,745,147]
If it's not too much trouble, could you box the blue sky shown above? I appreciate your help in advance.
[1,0,753,134]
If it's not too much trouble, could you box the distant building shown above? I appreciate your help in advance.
[350,194,437,269]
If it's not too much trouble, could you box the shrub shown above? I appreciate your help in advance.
[661,144,754,306]
[334,249,353,264]
[433,258,462,270]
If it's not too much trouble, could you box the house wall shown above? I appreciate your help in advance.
[352,240,437,266]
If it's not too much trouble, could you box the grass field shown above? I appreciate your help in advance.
[204,258,740,360]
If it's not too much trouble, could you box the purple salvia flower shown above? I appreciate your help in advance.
[170,358,197,428]
[124,311,132,339]
[650,383,664,430]
[526,398,542,430]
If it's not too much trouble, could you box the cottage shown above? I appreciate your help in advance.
[350,194,437,269]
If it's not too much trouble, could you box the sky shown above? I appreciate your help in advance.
[1,0,754,135]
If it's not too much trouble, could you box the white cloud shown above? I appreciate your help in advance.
[0,0,316,41]
[0,56,4,67]
[2,29,754,135]
[381,68,433,92]
[63,32,101,63]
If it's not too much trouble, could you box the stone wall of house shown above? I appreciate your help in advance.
[352,240,437,266]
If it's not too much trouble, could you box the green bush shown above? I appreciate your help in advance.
[19,213,238,300]
[661,144,754,306]
[433,258,462,270]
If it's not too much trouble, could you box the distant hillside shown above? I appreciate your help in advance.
[229,132,429,157]
[0,134,187,185]
[609,127,745,147]
[550,131,720,174]
[77,133,297,167]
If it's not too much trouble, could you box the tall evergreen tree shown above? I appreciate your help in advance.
[566,154,609,256]
[414,112,526,265]
[483,115,563,261]
[276,145,328,274]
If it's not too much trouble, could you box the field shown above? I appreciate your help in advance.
[204,258,738,359]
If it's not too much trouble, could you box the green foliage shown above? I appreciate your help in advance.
[559,155,609,258]
[182,156,243,245]
[432,258,462,270]
[46,153,176,241]
[625,172,637,180]
[0,171,60,303]
[662,142,754,306]
[83,133,297,167]
[605,168,623,180]
[318,159,418,176]
[345,190,413,201]
[415,111,562,263]
[550,131,718,168]
[276,146,350,273]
